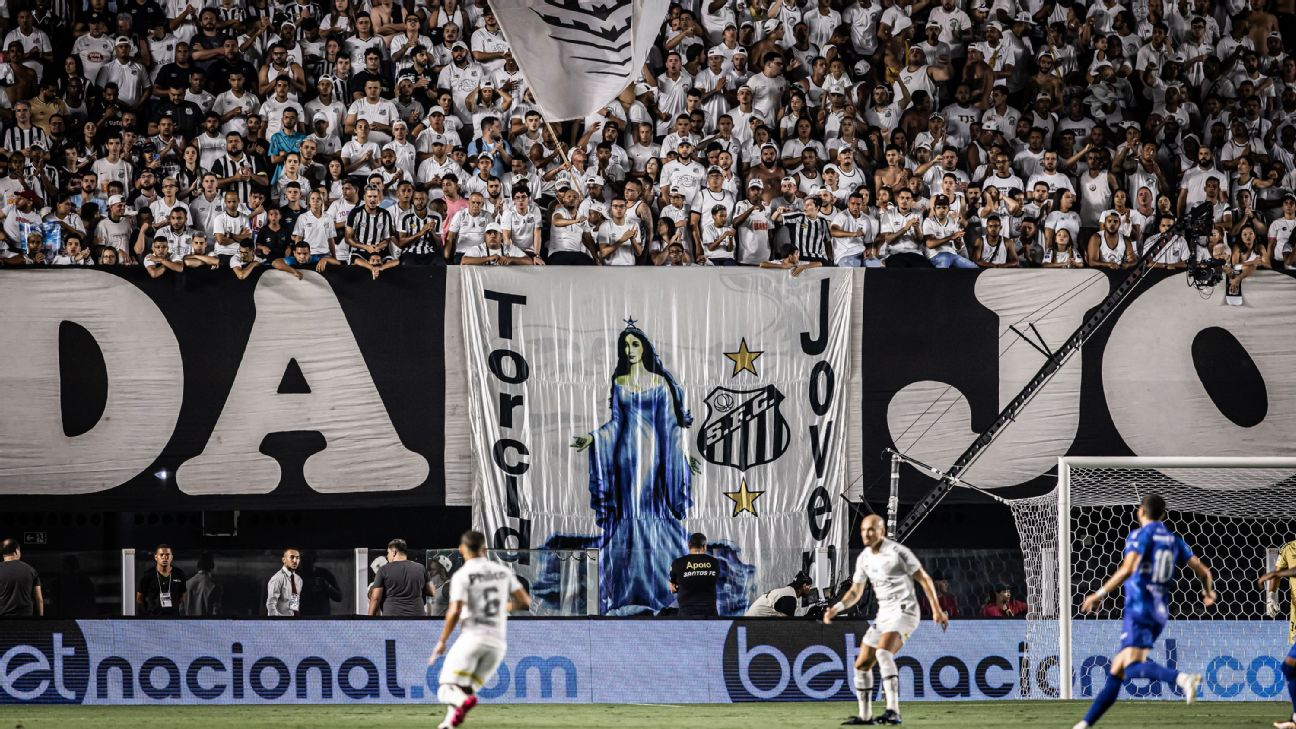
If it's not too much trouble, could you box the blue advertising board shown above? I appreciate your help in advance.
[0,620,1287,705]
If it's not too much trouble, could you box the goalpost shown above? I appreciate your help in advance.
[1011,457,1296,701]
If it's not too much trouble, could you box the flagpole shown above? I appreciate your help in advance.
[544,118,586,197]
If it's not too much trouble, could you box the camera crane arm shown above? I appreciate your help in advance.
[895,204,1214,542]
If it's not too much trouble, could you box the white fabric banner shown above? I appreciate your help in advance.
[489,0,669,121]
[462,268,852,615]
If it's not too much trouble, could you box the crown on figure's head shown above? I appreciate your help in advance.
[623,316,639,330]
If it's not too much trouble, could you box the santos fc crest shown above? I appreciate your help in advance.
[697,386,790,471]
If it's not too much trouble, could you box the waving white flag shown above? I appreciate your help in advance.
[490,0,669,121]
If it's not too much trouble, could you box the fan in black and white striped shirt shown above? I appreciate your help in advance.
[396,188,444,265]
[212,134,268,205]
[345,187,397,264]
[775,196,834,265]
[2,102,50,151]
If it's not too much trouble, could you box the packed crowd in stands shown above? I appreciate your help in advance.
[0,0,1294,280]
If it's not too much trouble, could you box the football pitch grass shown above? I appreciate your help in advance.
[0,701,1289,728]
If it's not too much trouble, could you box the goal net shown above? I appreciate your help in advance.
[1010,457,1296,701]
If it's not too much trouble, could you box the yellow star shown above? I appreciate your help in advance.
[723,479,765,517]
[724,338,763,377]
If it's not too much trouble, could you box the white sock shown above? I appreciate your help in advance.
[876,649,899,714]
[442,705,456,726]
[438,683,467,707]
[854,668,873,719]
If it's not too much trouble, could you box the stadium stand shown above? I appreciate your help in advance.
[0,0,1291,276]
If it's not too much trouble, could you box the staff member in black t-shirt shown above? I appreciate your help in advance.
[368,538,434,617]
[136,544,187,616]
[669,533,719,617]
[0,539,43,617]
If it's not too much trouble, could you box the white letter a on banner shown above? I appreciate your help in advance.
[176,271,428,494]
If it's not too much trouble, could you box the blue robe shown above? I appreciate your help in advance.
[587,375,692,615]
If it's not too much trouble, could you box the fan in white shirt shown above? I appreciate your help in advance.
[829,193,878,267]
[595,199,643,266]
[346,82,402,145]
[700,208,738,264]
[1142,214,1191,268]
[293,192,338,258]
[1267,196,1296,266]
[74,19,115,81]
[461,223,535,265]
[211,190,252,257]
[660,141,706,203]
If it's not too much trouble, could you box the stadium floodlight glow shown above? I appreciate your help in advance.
[1011,456,1296,700]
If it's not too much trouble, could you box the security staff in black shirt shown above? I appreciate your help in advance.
[0,539,43,617]
[669,533,719,617]
[136,544,187,616]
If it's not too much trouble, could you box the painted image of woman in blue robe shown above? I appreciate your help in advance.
[571,323,700,615]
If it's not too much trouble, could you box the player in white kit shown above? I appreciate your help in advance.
[431,530,531,729]
[824,515,948,725]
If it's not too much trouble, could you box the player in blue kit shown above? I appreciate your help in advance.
[1257,563,1296,729]
[1072,494,1216,729]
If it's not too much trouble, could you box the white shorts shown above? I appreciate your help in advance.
[862,606,920,648]
[438,637,506,690]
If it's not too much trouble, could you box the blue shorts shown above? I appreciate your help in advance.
[1120,611,1166,650]
[1288,642,1296,661]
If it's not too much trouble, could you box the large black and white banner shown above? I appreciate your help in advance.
[461,268,852,615]
[0,267,466,510]
[863,269,1296,501]
[5,267,1296,515]
[490,0,669,121]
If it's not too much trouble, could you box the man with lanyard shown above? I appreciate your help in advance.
[136,544,186,616]
[266,548,303,617]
